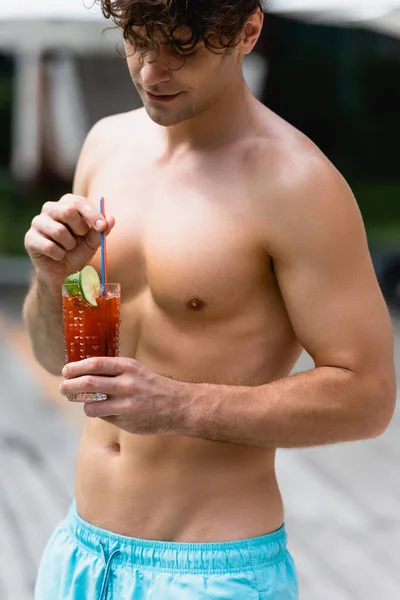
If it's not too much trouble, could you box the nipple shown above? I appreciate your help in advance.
[186,297,206,311]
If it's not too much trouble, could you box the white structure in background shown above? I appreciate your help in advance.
[11,53,92,181]
[268,0,400,38]
[1,0,400,181]
[0,0,120,181]
[0,0,117,54]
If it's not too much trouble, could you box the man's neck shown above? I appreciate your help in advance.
[157,75,254,156]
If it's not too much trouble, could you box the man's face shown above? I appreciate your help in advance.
[124,30,241,127]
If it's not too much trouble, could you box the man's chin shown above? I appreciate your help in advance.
[144,104,192,127]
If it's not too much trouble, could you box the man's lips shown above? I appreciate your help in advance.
[144,91,181,103]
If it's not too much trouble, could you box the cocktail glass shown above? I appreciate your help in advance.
[62,283,121,401]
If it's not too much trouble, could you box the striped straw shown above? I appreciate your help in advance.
[100,197,108,296]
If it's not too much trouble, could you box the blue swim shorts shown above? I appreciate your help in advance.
[35,501,298,599]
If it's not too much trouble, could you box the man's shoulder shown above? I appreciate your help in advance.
[248,105,328,178]
[245,105,360,250]
[85,107,148,148]
[249,105,351,213]
[73,108,148,194]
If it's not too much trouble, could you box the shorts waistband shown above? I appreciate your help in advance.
[67,501,288,574]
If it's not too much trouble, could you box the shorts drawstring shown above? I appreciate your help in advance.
[99,545,121,600]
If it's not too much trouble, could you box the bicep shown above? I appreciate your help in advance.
[271,172,393,375]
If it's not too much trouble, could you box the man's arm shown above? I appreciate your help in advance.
[23,274,65,375]
[181,156,396,448]
[23,119,113,375]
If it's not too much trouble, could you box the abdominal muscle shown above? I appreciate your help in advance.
[75,424,284,543]
[74,294,300,543]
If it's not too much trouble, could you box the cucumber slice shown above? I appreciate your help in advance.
[78,266,101,307]
[64,271,80,296]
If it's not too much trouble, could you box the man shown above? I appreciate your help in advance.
[24,1,396,599]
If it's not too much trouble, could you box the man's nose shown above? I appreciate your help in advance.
[140,57,172,89]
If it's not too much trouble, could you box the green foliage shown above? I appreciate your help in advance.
[351,181,400,224]
[0,173,68,255]
[351,180,400,248]
[0,75,12,108]
[0,56,13,166]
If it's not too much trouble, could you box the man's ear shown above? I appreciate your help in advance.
[241,9,264,55]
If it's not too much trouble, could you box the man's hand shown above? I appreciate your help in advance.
[60,358,188,435]
[24,194,115,291]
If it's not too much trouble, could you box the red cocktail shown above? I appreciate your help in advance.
[63,284,120,362]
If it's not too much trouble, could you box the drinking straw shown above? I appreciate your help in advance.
[100,197,108,296]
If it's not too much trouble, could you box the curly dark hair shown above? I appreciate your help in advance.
[96,1,263,57]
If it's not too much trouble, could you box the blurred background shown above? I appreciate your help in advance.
[0,1,399,599]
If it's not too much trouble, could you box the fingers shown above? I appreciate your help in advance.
[24,228,66,261]
[31,214,77,252]
[59,194,108,233]
[104,215,115,236]
[61,375,118,398]
[84,215,115,250]
[63,357,137,378]
[26,194,116,263]
[84,400,129,418]
[43,195,106,237]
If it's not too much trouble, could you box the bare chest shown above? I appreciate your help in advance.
[88,160,271,320]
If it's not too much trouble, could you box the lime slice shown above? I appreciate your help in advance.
[78,266,101,307]
[64,272,80,296]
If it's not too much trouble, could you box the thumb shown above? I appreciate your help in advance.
[84,227,101,251]
[84,216,114,250]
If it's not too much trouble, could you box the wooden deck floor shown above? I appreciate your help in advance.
[0,288,399,599]
[0,336,77,599]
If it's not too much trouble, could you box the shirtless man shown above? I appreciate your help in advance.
[24,1,396,599]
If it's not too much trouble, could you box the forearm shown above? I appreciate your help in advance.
[23,272,65,375]
[182,367,393,448]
